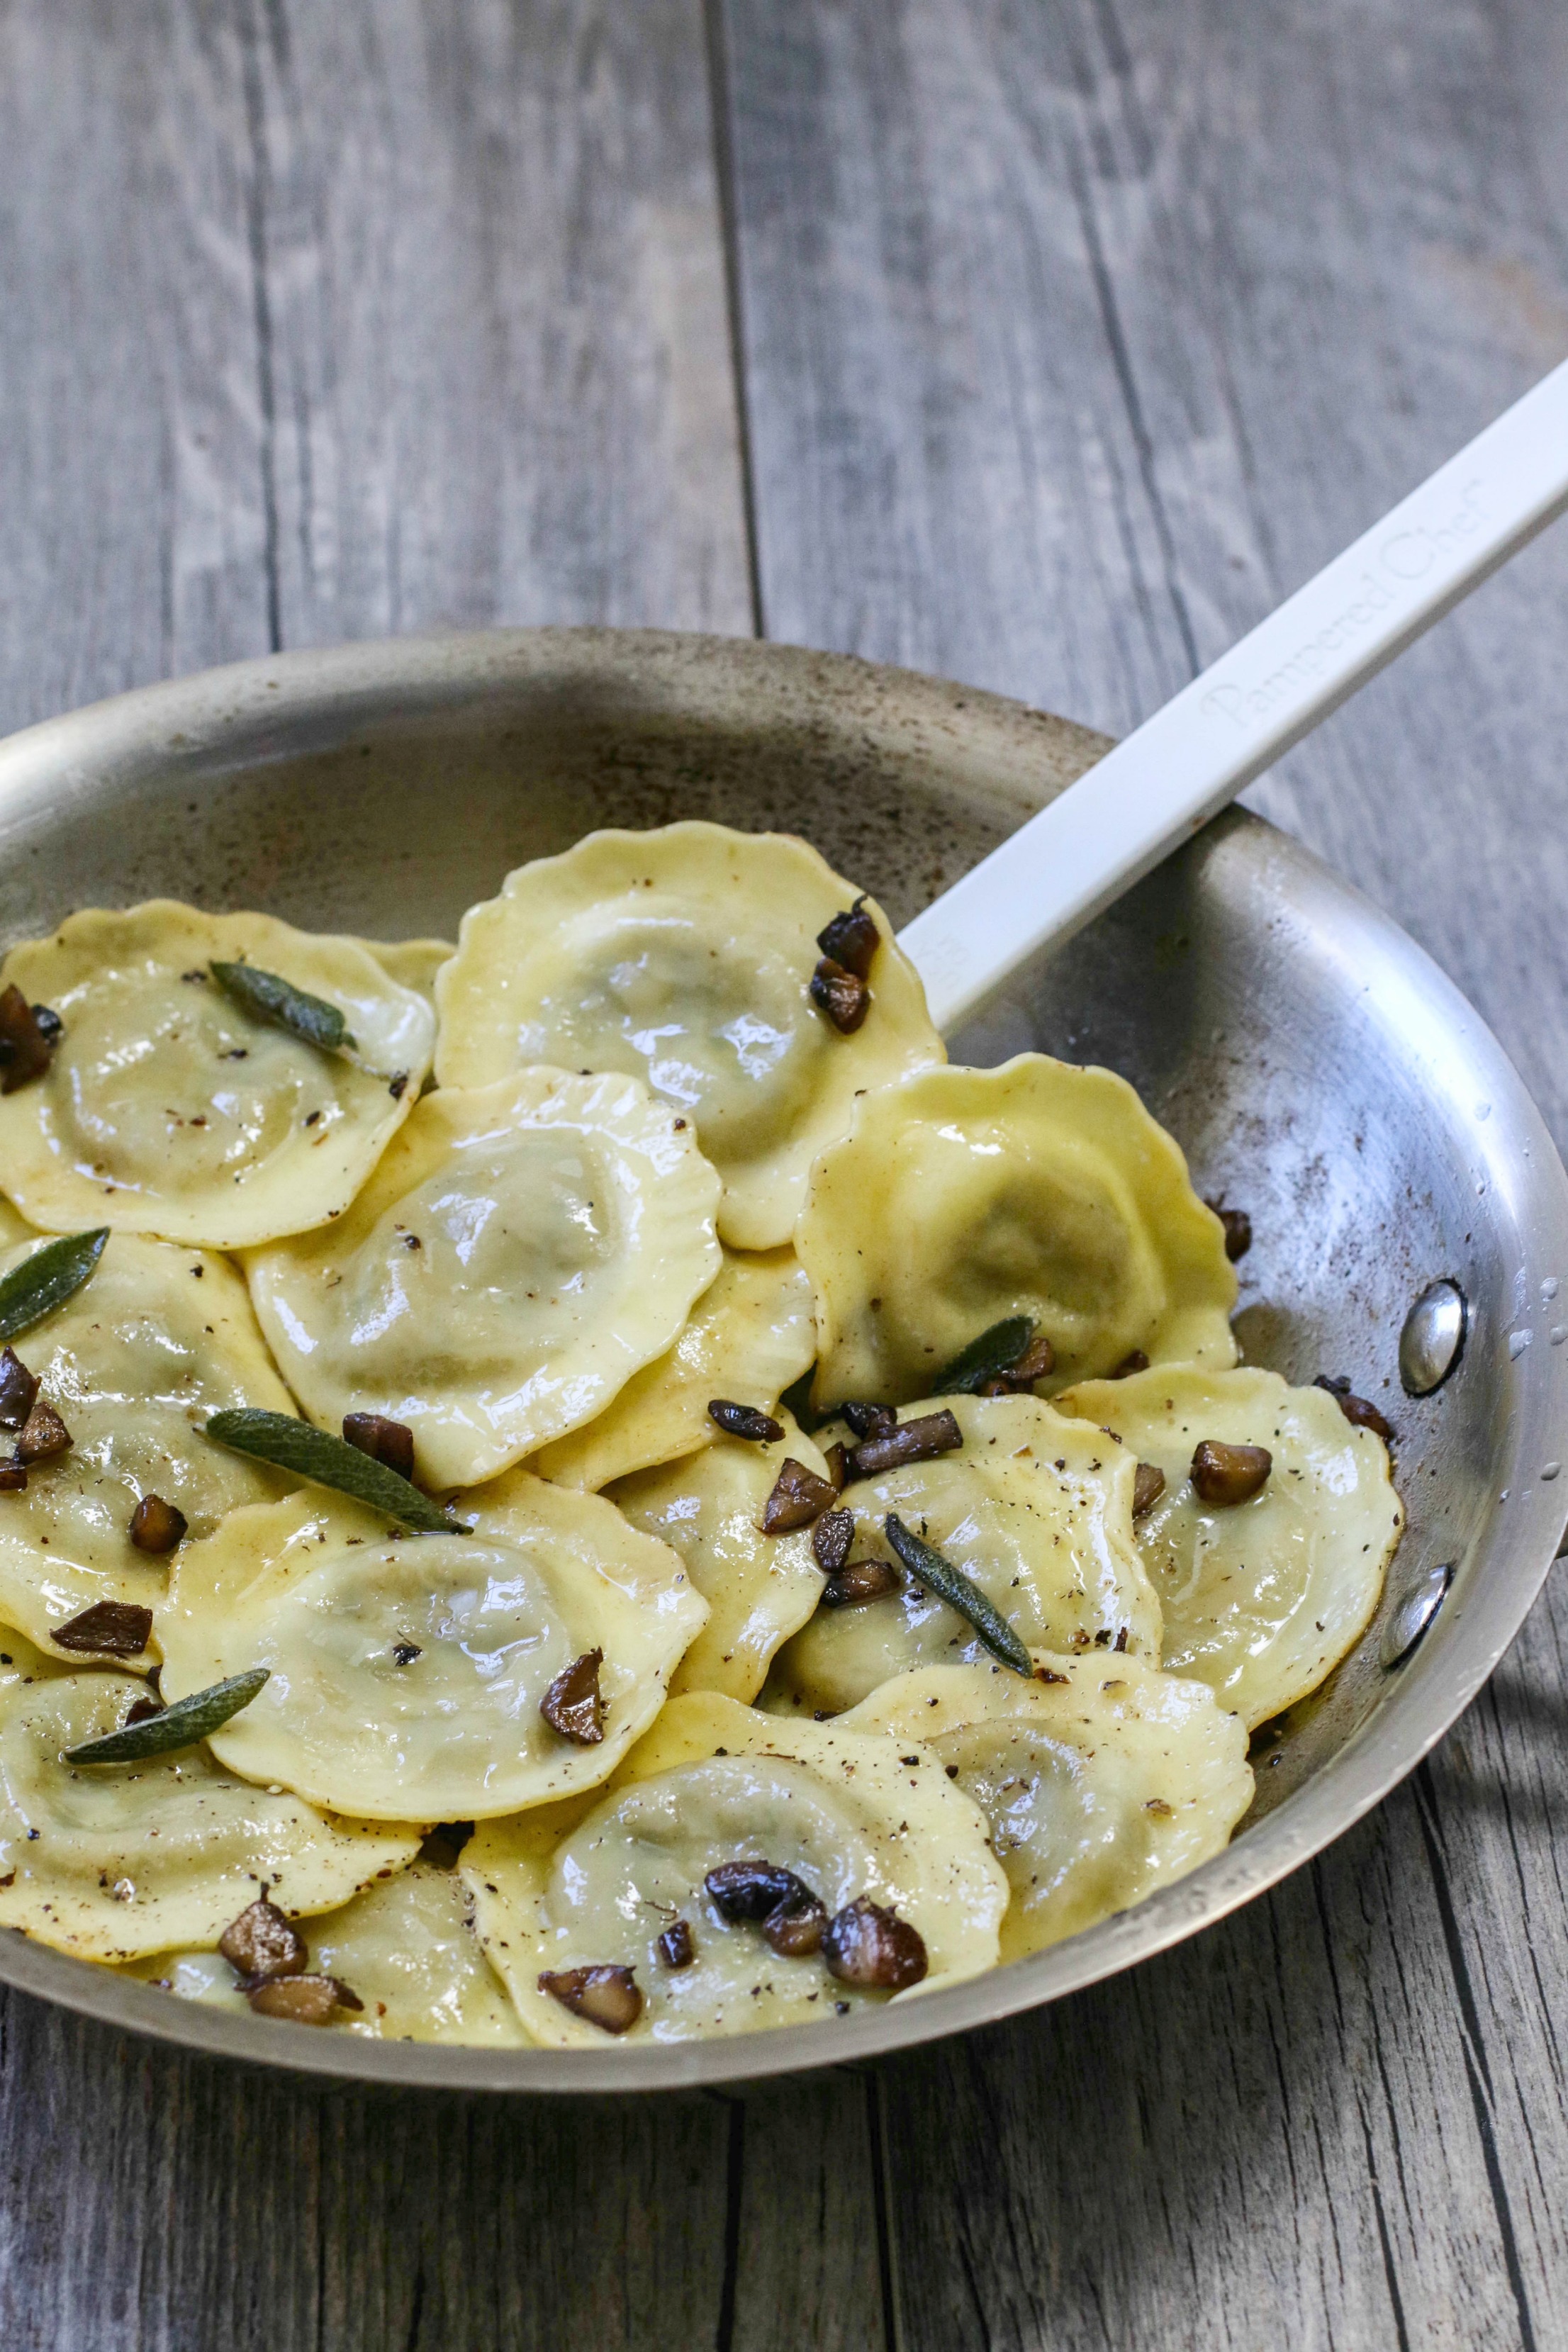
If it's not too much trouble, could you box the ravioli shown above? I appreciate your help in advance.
[0,1197,37,1251]
[354,937,455,1011]
[0,903,435,1248]
[464,1692,1007,2046]
[841,1657,1253,1959]
[245,1068,723,1488]
[761,1394,1160,1720]
[534,1248,815,1491]
[1057,1365,1403,1727]
[432,822,946,1249]
[157,1476,708,1820]
[0,1233,294,1660]
[0,1630,418,1961]
[610,1411,832,1703]
[797,1056,1238,1409]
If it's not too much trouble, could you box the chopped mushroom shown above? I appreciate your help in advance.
[247,1974,362,2025]
[1131,1462,1167,1518]
[1190,1440,1272,1506]
[846,1409,963,1479]
[762,1895,827,1956]
[0,1348,38,1430]
[657,1920,696,1969]
[220,1893,308,1982]
[1205,1201,1253,1262]
[809,958,870,1034]
[130,1494,189,1554]
[15,1398,70,1463]
[761,1457,839,1533]
[0,985,62,1093]
[538,1965,643,2034]
[50,1601,154,1658]
[815,900,880,979]
[839,1401,897,1440]
[822,1898,928,1991]
[1314,1374,1395,1441]
[822,1558,903,1608]
[342,1411,416,1480]
[707,1399,785,1443]
[705,1860,820,1922]
[539,1649,605,1745]
[812,1509,855,1574]
[0,1462,26,1494]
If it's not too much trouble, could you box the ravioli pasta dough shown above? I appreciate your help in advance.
[0,1233,293,1658]
[433,822,946,1249]
[841,1659,1253,1959]
[610,1411,831,1703]
[532,1247,815,1491]
[763,1394,1160,1720]
[1058,1365,1404,1727]
[245,1069,723,1487]
[0,1630,418,1960]
[354,937,455,1010]
[797,1055,1238,1409]
[464,1693,1007,2046]
[0,903,435,1248]
[157,1478,707,1820]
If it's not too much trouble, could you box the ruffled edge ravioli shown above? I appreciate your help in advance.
[462,1692,1008,2048]
[533,1247,815,1491]
[842,1658,1253,1960]
[432,822,946,1249]
[1058,1365,1404,1727]
[0,902,435,1248]
[797,1055,1238,1408]
[157,1478,709,1819]
[245,1068,723,1487]
[354,936,455,1009]
[0,1231,295,1662]
[0,1630,420,1960]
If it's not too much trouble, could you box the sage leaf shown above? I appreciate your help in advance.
[210,961,357,1055]
[931,1316,1036,1396]
[65,1669,269,1764]
[883,1513,1034,1677]
[0,1228,108,1344]
[205,1408,465,1534]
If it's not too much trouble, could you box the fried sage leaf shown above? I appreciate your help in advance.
[882,1513,1034,1677]
[65,1669,270,1764]
[206,1408,464,1534]
[930,1316,1036,1397]
[210,961,357,1055]
[0,1228,108,1345]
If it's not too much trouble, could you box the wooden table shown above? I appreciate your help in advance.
[1,3,1566,2343]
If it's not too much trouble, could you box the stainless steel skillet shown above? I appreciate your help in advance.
[0,624,1564,2093]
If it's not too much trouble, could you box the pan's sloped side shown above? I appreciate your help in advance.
[0,628,1561,2094]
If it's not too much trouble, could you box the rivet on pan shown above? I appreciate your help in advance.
[1381,1561,1453,1669]
[1399,1279,1467,1396]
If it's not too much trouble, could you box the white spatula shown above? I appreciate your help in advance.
[899,359,1568,1035]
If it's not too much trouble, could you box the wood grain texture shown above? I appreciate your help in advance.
[719,0,1568,2343]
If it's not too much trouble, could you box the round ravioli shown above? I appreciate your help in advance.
[125,1864,529,2044]
[433,822,946,1249]
[0,1630,419,1961]
[0,902,435,1248]
[761,1394,1160,1720]
[0,1197,38,1251]
[797,1055,1237,1409]
[841,1658,1253,1960]
[610,1412,832,1703]
[0,1233,294,1661]
[353,936,455,1011]
[244,1069,722,1488]
[464,1692,1007,2046]
[157,1476,708,1820]
[534,1248,816,1491]
[1057,1365,1404,1727]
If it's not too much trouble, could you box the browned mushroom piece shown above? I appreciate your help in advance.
[707,1399,785,1443]
[656,1920,696,1969]
[538,1964,643,2034]
[0,1348,38,1430]
[761,1456,840,1533]
[839,1401,897,1441]
[124,1696,163,1727]
[341,1411,416,1480]
[1204,1200,1253,1262]
[704,1859,822,1922]
[539,1648,605,1745]
[762,1895,828,1957]
[822,1897,928,1991]
[822,1441,849,1492]
[15,1398,71,1463]
[0,1462,27,1494]
[811,1508,855,1574]
[1314,1374,1396,1442]
[50,1600,154,1658]
[130,1493,189,1554]
[822,1557,903,1608]
[1003,1333,1055,1388]
[1190,1440,1272,1507]
[247,1974,362,2025]
[0,985,62,1093]
[1109,1350,1150,1379]
[1131,1462,1167,1518]
[846,1409,963,1479]
[220,1893,309,1982]
[809,958,870,1034]
[816,900,880,980]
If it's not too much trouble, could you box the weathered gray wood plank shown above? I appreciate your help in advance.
[720,0,1568,2343]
